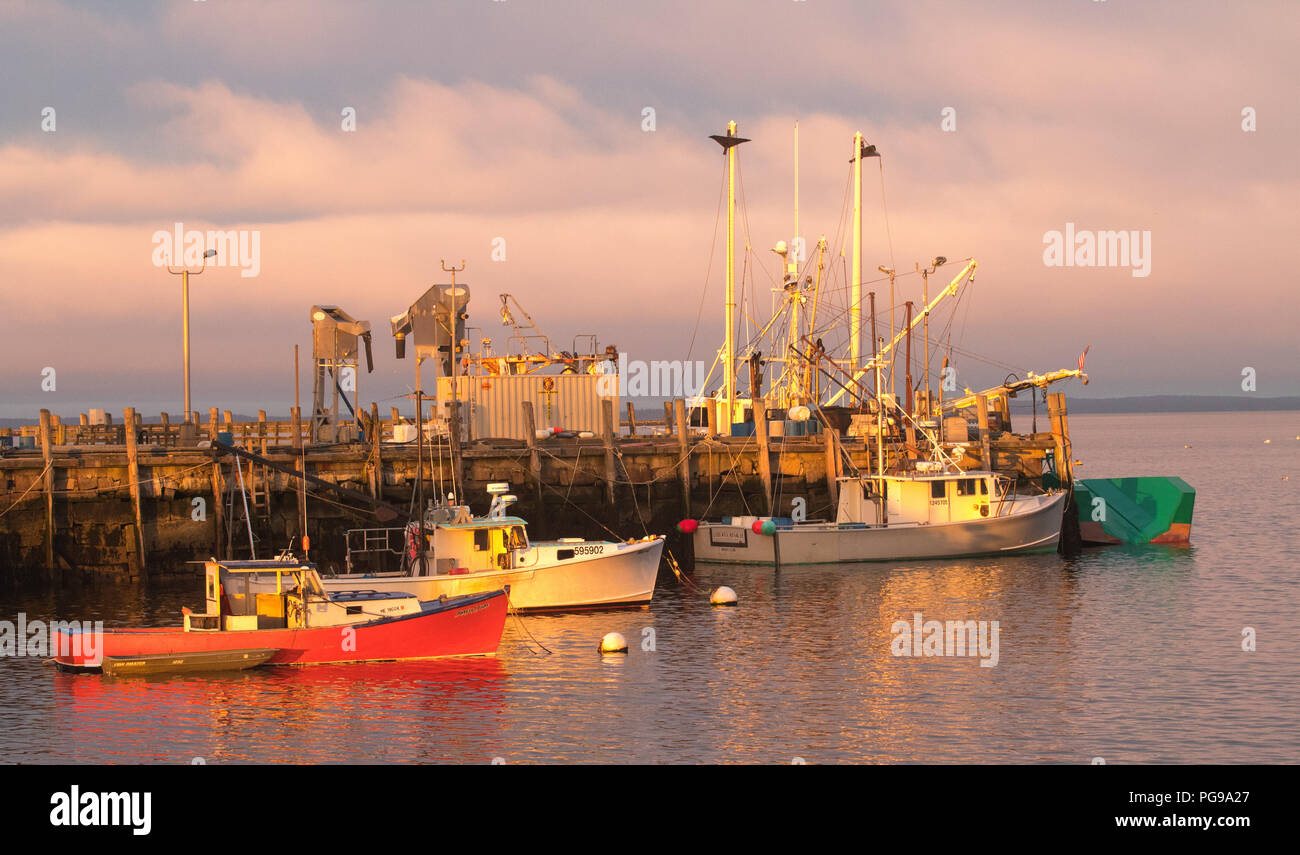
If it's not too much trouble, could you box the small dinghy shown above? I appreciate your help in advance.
[98,648,278,677]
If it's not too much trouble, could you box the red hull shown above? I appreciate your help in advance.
[53,590,508,669]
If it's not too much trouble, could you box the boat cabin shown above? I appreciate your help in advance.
[425,517,531,574]
[836,471,1008,526]
[185,559,422,632]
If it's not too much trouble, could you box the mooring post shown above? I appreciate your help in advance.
[824,428,840,508]
[674,398,691,517]
[626,402,637,437]
[976,394,992,472]
[663,401,674,436]
[601,398,617,506]
[208,407,218,442]
[522,401,547,530]
[123,408,147,579]
[38,409,55,574]
[753,396,773,515]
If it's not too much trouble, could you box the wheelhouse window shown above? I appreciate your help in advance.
[957,479,978,496]
[507,525,528,550]
[931,480,947,499]
[473,529,491,551]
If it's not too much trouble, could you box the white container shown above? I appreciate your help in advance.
[88,408,107,426]
[392,423,418,443]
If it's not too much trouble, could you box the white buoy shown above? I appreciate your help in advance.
[710,586,738,607]
[599,632,628,654]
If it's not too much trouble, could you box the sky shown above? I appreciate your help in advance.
[1,0,1296,419]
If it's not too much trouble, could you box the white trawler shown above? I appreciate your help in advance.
[686,121,1075,566]
[331,484,664,611]
[694,468,1065,565]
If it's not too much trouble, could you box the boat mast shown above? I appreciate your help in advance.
[851,131,863,403]
[711,122,749,427]
[788,121,800,406]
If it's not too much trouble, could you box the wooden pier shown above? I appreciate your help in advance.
[0,396,1071,579]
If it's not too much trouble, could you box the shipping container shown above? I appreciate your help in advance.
[435,373,619,441]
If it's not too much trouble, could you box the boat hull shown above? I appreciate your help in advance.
[52,589,509,671]
[325,538,664,611]
[695,492,1066,565]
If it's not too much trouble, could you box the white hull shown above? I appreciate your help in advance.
[323,537,664,611]
[694,492,1065,565]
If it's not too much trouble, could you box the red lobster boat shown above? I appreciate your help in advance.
[52,557,509,674]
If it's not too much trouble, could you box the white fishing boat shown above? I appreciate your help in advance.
[328,484,664,611]
[694,469,1065,565]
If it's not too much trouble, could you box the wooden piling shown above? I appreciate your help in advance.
[123,408,146,578]
[601,399,617,506]
[753,396,773,515]
[211,458,225,560]
[208,408,219,442]
[367,403,380,499]
[292,405,307,542]
[824,429,840,508]
[674,399,691,516]
[1047,392,1071,485]
[976,394,992,472]
[626,402,637,437]
[663,401,674,436]
[38,409,55,573]
[448,401,466,499]
[522,401,547,528]
[160,412,170,448]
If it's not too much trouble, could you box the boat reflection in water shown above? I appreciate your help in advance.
[52,657,509,764]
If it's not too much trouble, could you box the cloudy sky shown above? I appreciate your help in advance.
[1,0,1295,419]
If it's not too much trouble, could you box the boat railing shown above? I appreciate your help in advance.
[344,527,407,573]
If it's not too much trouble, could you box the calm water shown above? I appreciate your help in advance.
[2,411,1297,764]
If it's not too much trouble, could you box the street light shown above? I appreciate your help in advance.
[167,248,217,422]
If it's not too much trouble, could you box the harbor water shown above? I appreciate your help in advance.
[1,411,1296,764]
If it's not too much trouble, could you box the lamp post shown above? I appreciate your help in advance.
[167,248,217,422]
